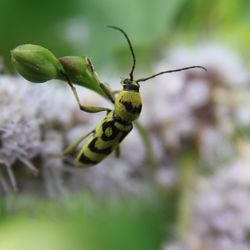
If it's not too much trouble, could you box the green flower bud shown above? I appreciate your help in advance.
[11,44,64,83]
[58,56,103,96]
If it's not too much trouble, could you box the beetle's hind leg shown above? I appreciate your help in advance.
[49,130,94,158]
[63,130,95,156]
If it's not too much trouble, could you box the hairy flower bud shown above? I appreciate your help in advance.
[11,44,64,83]
[58,56,103,95]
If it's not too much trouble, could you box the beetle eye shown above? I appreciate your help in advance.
[124,79,131,85]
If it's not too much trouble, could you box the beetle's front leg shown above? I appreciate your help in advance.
[63,73,111,113]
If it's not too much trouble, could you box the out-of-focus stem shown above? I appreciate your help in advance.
[0,168,10,194]
[176,149,198,238]
[134,120,158,175]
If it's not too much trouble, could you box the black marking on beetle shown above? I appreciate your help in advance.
[113,115,131,126]
[137,104,142,113]
[79,152,99,165]
[123,84,139,92]
[101,121,120,141]
[88,137,113,155]
[123,79,132,85]
[118,126,133,143]
[120,101,142,114]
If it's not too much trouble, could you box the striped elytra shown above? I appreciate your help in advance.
[75,109,134,167]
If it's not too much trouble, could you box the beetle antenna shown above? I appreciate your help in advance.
[136,66,207,83]
[107,25,136,81]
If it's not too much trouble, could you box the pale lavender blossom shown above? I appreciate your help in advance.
[164,153,250,250]
[0,75,147,195]
[0,76,76,192]
[1,43,249,200]
[140,44,249,168]
[165,44,250,87]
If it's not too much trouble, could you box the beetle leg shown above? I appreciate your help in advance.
[64,74,111,113]
[99,83,116,103]
[63,130,95,156]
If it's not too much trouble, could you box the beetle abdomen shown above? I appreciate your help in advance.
[75,111,132,167]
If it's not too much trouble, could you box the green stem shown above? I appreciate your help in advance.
[134,120,158,175]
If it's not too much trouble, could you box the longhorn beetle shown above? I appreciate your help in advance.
[62,26,206,167]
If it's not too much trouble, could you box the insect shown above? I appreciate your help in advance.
[62,26,206,167]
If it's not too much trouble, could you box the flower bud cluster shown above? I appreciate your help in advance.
[11,44,102,94]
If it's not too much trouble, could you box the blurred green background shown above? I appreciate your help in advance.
[1,0,250,249]
[2,0,250,71]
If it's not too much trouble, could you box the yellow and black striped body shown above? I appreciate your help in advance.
[75,111,133,167]
[75,81,142,167]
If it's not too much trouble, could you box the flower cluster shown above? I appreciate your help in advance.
[141,44,249,169]
[161,44,250,250]
[1,43,249,205]
[164,152,250,250]
[0,76,75,193]
[0,75,147,196]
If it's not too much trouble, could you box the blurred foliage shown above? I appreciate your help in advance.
[0,0,186,72]
[174,0,250,55]
[2,0,250,74]
[0,194,174,250]
[0,0,74,70]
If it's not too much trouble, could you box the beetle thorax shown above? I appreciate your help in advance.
[114,89,142,122]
